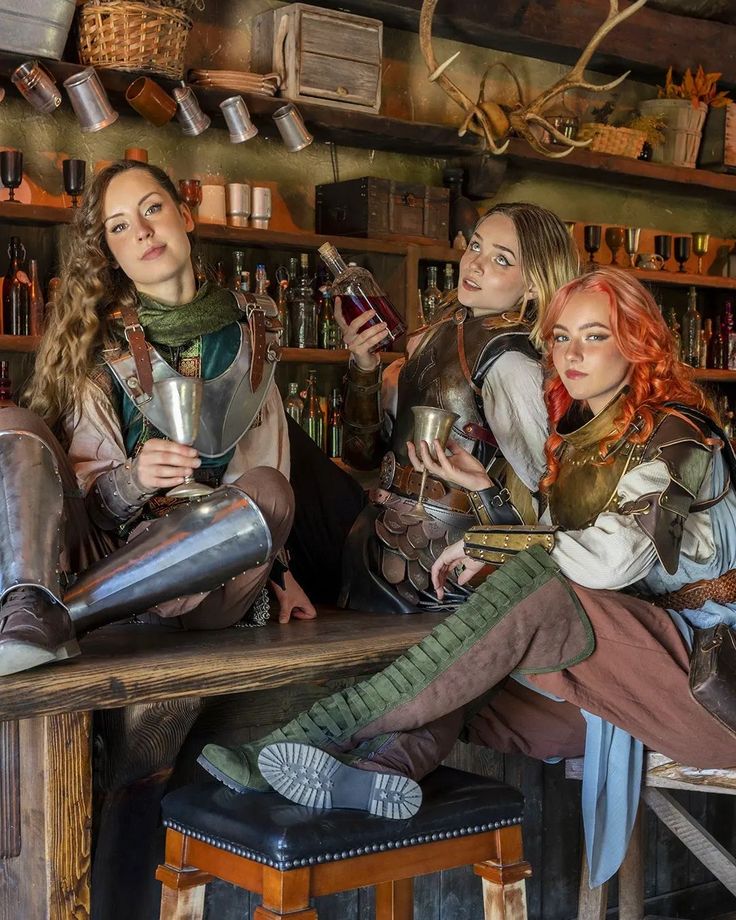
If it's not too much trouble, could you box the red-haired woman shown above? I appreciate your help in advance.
[200,268,736,884]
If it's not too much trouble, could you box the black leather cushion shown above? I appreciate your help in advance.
[161,766,524,871]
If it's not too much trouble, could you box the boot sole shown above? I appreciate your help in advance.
[196,753,250,794]
[258,742,422,819]
[0,638,81,677]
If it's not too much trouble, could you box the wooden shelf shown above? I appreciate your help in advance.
[694,370,736,383]
[0,202,73,225]
[615,266,736,291]
[281,347,401,364]
[0,335,40,352]
[196,222,410,256]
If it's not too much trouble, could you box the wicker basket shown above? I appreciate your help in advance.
[77,1,192,80]
[583,124,647,159]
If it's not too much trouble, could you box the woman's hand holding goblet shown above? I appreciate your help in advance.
[406,437,491,492]
[133,438,200,491]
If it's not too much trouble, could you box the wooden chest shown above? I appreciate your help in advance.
[699,106,736,173]
[251,3,382,114]
[316,178,450,245]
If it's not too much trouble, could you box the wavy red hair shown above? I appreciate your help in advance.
[540,267,717,491]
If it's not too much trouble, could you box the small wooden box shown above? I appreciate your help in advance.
[252,3,382,114]
[316,178,450,245]
[699,106,736,173]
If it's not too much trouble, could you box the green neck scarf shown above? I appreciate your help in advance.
[136,281,240,347]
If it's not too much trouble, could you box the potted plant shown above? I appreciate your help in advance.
[640,66,731,167]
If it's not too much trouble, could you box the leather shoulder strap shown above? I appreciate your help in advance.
[117,300,154,397]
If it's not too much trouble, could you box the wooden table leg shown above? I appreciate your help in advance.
[376,877,413,919]
[618,803,645,920]
[0,711,92,920]
[577,850,607,920]
[253,866,318,919]
[474,826,531,920]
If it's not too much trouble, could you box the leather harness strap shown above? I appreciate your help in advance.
[117,301,154,397]
[231,289,267,393]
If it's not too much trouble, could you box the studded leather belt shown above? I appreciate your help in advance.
[655,568,736,612]
[386,459,472,514]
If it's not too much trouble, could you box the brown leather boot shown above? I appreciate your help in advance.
[0,587,80,677]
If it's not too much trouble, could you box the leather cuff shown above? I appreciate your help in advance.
[463,525,557,566]
[346,359,381,394]
[87,459,157,530]
[468,484,522,526]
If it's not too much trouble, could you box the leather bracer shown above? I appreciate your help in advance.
[464,525,557,566]
[342,361,385,470]
[468,481,524,526]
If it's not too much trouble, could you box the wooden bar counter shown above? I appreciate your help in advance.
[0,611,438,920]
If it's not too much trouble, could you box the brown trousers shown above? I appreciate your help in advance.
[1,407,294,630]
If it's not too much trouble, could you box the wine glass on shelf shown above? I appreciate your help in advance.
[692,232,710,275]
[583,225,601,268]
[178,178,202,215]
[62,158,86,209]
[654,234,672,271]
[624,227,641,269]
[0,150,23,203]
[604,226,625,266]
[401,406,460,523]
[674,236,692,273]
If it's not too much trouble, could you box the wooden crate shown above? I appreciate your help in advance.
[699,105,736,174]
[316,177,450,245]
[252,2,382,113]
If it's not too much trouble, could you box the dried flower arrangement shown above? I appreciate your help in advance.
[658,66,732,108]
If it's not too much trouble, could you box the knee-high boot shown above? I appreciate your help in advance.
[199,545,594,792]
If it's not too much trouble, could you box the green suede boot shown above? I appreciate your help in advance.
[198,546,592,793]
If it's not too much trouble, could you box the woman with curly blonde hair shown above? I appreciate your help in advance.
[200,268,736,890]
[0,160,310,677]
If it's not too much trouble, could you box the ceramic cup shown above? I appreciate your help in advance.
[64,68,118,133]
[125,77,177,127]
[636,253,665,271]
[251,186,271,229]
[226,182,251,227]
[124,147,149,163]
[11,60,62,114]
[199,184,227,224]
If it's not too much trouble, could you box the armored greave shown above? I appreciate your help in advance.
[65,484,273,634]
[199,545,595,792]
[0,429,65,604]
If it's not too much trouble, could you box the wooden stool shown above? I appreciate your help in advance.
[567,753,736,920]
[156,765,531,919]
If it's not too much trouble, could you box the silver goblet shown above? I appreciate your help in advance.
[402,405,460,522]
[153,377,213,498]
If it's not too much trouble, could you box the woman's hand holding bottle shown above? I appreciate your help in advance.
[406,437,491,492]
[335,299,386,372]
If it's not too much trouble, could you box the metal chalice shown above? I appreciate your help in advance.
[153,377,213,498]
[402,405,460,522]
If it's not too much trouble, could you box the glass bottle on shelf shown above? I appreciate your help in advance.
[701,318,712,369]
[708,316,723,369]
[194,252,208,289]
[443,167,477,247]
[0,360,12,405]
[319,287,339,349]
[723,301,734,369]
[442,262,455,294]
[255,263,269,295]
[422,265,443,324]
[215,260,227,288]
[3,236,30,336]
[28,258,45,336]
[289,253,317,348]
[666,307,681,361]
[302,369,324,449]
[232,250,245,291]
[239,270,251,293]
[682,286,701,367]
[327,387,343,458]
[318,242,406,348]
[45,277,60,325]
[276,278,291,347]
[283,381,304,424]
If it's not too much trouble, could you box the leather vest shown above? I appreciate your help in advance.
[390,308,538,467]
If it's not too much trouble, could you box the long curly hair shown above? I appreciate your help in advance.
[25,161,185,428]
[540,267,717,491]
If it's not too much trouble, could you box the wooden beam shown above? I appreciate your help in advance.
[306,0,736,90]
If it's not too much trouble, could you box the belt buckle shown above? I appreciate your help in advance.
[491,488,511,507]
[379,451,397,490]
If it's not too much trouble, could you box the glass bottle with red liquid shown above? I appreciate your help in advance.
[317,242,406,349]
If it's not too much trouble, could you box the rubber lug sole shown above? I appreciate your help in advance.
[258,741,422,819]
[0,638,81,677]
[196,753,250,794]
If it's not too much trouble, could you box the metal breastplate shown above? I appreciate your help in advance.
[390,309,534,466]
[548,395,645,530]
[106,323,277,458]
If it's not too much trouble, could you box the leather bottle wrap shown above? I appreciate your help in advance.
[342,361,384,470]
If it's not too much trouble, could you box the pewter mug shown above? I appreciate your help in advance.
[173,84,210,136]
[12,60,61,114]
[272,103,313,152]
[63,67,118,132]
[220,96,258,143]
